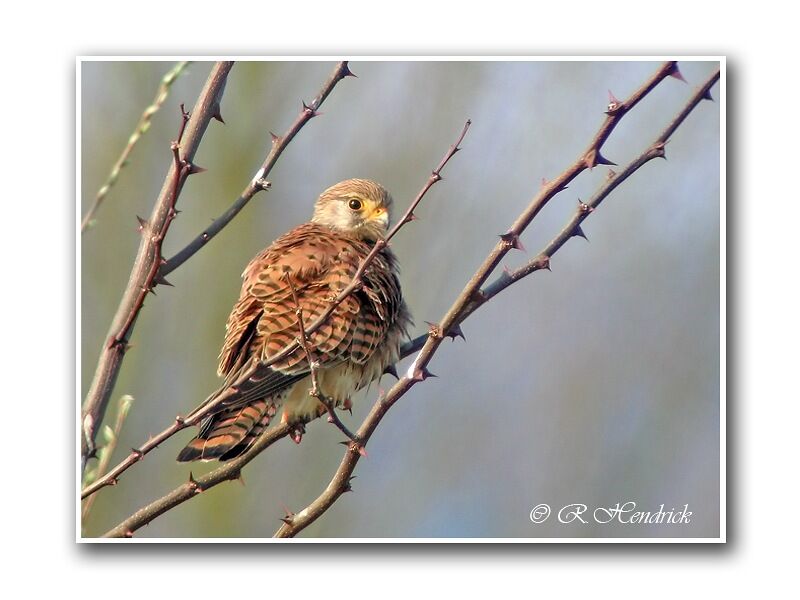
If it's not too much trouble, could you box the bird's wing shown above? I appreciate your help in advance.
[210,224,400,412]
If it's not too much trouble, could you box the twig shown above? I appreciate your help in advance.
[102,422,294,538]
[81,395,134,525]
[272,65,720,538]
[81,62,234,474]
[473,68,721,315]
[97,120,472,533]
[81,61,352,498]
[81,118,470,501]
[158,61,355,278]
[81,61,191,233]
[286,274,360,445]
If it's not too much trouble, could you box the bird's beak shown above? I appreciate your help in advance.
[371,206,389,228]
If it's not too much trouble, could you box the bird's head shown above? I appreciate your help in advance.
[312,179,393,242]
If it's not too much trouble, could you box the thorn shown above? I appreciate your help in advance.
[279,516,293,526]
[269,131,281,144]
[357,445,368,458]
[606,168,617,180]
[594,151,616,167]
[499,232,525,252]
[341,63,357,78]
[578,200,594,215]
[383,363,399,379]
[668,62,687,83]
[212,105,225,124]
[407,212,419,222]
[584,149,614,170]
[572,225,588,241]
[154,275,173,287]
[537,255,551,271]
[651,141,667,159]
[425,321,443,339]
[236,472,245,486]
[131,447,144,460]
[541,177,548,188]
[136,215,148,232]
[110,337,133,353]
[187,162,207,175]
[188,471,201,493]
[301,101,318,118]
[606,90,622,114]
[412,367,437,382]
[446,323,465,341]
[702,88,715,102]
[280,503,295,520]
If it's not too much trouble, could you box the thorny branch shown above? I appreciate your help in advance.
[82,116,469,501]
[272,66,721,538]
[286,274,360,445]
[97,62,718,538]
[81,61,192,233]
[100,119,472,535]
[159,61,355,278]
[81,62,233,473]
[103,423,294,538]
[81,61,353,498]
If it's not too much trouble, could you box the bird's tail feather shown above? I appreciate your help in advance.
[176,400,278,462]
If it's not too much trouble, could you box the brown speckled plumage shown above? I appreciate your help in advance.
[178,180,411,462]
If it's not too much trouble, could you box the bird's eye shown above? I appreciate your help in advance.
[348,198,363,211]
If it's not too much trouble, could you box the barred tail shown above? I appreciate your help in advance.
[176,400,278,462]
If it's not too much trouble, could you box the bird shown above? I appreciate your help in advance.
[177,179,411,462]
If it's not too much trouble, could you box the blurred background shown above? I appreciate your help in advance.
[80,60,720,538]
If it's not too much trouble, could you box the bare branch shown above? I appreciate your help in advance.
[81,118,471,501]
[81,62,233,473]
[82,62,353,498]
[81,61,191,233]
[96,120,472,533]
[273,65,720,538]
[473,67,721,313]
[158,61,355,278]
[102,422,294,538]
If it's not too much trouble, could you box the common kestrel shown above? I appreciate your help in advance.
[177,179,411,462]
